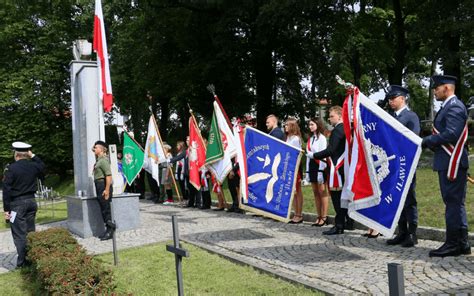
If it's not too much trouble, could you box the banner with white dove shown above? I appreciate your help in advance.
[239,126,302,222]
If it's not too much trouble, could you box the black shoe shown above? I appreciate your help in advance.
[185,204,194,208]
[323,226,344,235]
[199,206,210,210]
[226,207,236,212]
[387,233,407,245]
[345,223,355,230]
[459,229,471,255]
[100,229,114,241]
[213,207,225,211]
[460,244,472,255]
[401,234,417,247]
[429,244,460,257]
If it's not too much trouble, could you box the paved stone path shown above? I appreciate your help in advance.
[1,200,473,294]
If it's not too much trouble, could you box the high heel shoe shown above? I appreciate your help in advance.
[366,229,380,238]
[288,215,303,224]
[311,216,328,227]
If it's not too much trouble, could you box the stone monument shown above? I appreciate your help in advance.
[67,40,140,238]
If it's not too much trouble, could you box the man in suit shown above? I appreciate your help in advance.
[266,114,285,141]
[307,106,348,235]
[385,85,420,248]
[422,75,471,257]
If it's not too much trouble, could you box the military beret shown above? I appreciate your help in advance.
[385,85,409,100]
[94,140,108,148]
[430,75,457,89]
[12,141,32,152]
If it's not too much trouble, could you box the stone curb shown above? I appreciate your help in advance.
[211,201,474,244]
[181,239,337,295]
[299,212,474,244]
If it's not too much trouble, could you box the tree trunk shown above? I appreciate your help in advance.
[352,49,361,87]
[390,0,406,85]
[255,48,274,130]
[441,33,462,99]
[158,96,170,141]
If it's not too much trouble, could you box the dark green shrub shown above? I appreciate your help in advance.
[27,228,115,294]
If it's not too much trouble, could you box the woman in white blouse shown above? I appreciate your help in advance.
[306,118,329,226]
[285,118,304,224]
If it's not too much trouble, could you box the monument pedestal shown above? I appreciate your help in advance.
[67,193,140,238]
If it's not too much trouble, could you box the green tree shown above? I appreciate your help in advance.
[0,1,93,174]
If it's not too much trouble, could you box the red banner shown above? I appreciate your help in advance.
[189,116,207,190]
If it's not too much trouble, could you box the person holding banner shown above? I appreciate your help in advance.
[385,85,420,247]
[285,118,304,224]
[266,114,285,141]
[307,106,348,235]
[161,144,174,204]
[306,117,329,227]
[169,136,198,207]
[422,75,471,257]
[174,141,188,202]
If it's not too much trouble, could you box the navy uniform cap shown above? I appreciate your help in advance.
[12,141,32,152]
[430,75,457,89]
[385,85,409,100]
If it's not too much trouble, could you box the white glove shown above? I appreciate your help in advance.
[317,172,324,183]
[306,152,314,159]
[304,173,310,182]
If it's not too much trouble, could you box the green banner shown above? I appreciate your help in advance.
[205,111,224,164]
[122,132,144,185]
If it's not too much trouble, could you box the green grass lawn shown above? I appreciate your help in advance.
[0,200,67,231]
[0,242,320,296]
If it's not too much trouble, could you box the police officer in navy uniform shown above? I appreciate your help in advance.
[422,75,471,257]
[385,85,420,247]
[3,142,45,267]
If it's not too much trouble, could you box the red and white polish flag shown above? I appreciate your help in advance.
[93,0,113,112]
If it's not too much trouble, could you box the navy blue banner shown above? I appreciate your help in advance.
[349,95,421,236]
[241,127,302,221]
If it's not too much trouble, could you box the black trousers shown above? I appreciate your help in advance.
[438,168,468,232]
[398,175,418,231]
[147,172,160,201]
[187,182,198,207]
[201,190,211,208]
[10,197,37,267]
[228,176,240,208]
[330,190,348,229]
[178,179,187,200]
[95,180,112,225]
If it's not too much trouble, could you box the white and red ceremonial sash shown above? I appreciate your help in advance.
[433,125,468,181]
[328,155,344,190]
[93,0,113,112]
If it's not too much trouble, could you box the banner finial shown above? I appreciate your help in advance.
[336,75,354,90]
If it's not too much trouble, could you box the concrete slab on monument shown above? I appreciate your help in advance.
[66,193,141,238]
